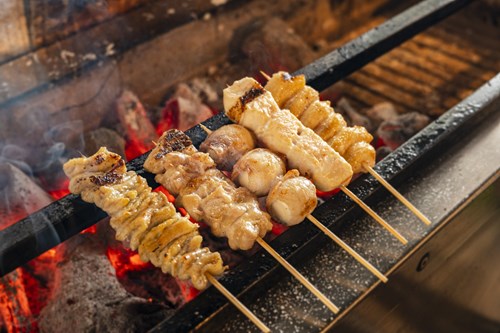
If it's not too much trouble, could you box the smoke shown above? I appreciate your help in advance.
[0,144,33,178]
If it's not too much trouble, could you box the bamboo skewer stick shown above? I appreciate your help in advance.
[256,237,340,314]
[340,185,408,244]
[365,166,431,226]
[206,274,270,332]
[306,215,388,283]
[260,71,272,80]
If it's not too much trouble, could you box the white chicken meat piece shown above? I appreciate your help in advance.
[232,148,286,197]
[200,124,256,171]
[266,170,317,226]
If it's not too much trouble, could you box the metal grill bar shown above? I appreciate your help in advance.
[0,0,473,277]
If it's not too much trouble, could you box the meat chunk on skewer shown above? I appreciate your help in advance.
[199,124,256,172]
[266,170,317,226]
[223,77,353,192]
[144,130,273,251]
[232,148,286,197]
[200,128,316,227]
[264,71,376,174]
[64,147,225,290]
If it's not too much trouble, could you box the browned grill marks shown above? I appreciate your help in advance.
[155,129,193,159]
[89,159,125,186]
[240,86,265,107]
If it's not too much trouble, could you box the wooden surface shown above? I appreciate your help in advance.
[0,0,30,62]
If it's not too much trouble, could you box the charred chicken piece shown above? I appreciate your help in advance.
[223,77,353,192]
[265,71,376,174]
[144,130,273,251]
[231,148,286,197]
[64,147,225,290]
[266,170,317,226]
[199,124,256,171]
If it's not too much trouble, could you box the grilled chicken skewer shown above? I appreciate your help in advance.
[223,77,408,244]
[201,126,388,282]
[145,129,340,314]
[144,129,273,251]
[263,71,431,226]
[63,148,270,332]
[63,147,225,289]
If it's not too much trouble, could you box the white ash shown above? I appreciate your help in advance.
[105,43,115,56]
[60,50,76,64]
[364,101,399,127]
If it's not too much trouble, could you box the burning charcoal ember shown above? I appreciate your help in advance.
[335,98,374,132]
[21,250,59,320]
[377,111,431,150]
[116,90,159,159]
[157,83,216,133]
[38,234,173,333]
[0,163,53,230]
[364,102,399,127]
[83,128,126,159]
[0,163,53,333]
[97,222,195,308]
[241,18,316,75]
[0,270,34,333]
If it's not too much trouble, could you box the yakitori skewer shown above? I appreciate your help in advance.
[63,148,270,332]
[200,124,387,283]
[223,77,407,244]
[261,71,431,227]
[144,130,340,314]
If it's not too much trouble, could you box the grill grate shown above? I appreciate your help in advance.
[340,18,500,115]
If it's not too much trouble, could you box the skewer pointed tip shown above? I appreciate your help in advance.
[199,123,213,135]
[206,274,270,332]
[365,166,432,226]
[339,185,408,245]
[256,237,339,314]
[260,70,271,81]
[306,214,388,283]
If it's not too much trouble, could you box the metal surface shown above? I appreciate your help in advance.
[330,181,500,333]
[294,0,473,91]
[0,0,473,277]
